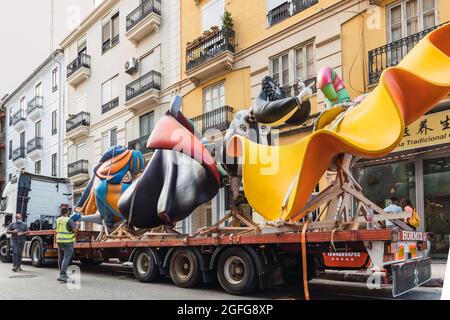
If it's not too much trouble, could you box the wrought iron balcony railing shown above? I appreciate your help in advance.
[12,147,26,161]
[126,0,161,32]
[12,110,26,125]
[27,137,43,153]
[190,106,234,133]
[102,97,119,114]
[27,96,43,114]
[186,27,236,71]
[66,111,91,133]
[267,0,318,27]
[68,159,89,177]
[128,134,152,155]
[67,53,91,78]
[368,22,448,84]
[126,70,161,102]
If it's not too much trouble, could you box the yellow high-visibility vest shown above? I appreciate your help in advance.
[56,217,75,244]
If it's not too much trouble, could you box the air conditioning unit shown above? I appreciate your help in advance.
[125,58,139,75]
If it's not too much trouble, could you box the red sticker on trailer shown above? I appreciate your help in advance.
[322,252,370,268]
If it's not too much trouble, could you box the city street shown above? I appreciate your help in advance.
[0,261,442,300]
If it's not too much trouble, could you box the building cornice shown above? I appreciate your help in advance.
[60,0,120,48]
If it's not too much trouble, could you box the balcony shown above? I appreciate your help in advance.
[27,96,44,121]
[190,106,234,134]
[102,97,119,114]
[27,137,43,161]
[68,159,90,185]
[125,70,161,111]
[12,110,26,132]
[126,0,161,46]
[368,23,447,85]
[66,111,90,141]
[128,134,152,157]
[186,28,236,85]
[66,53,91,87]
[12,147,26,168]
[267,0,318,27]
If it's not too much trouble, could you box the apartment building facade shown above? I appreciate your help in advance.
[60,0,181,203]
[179,0,367,233]
[340,0,450,257]
[1,50,65,181]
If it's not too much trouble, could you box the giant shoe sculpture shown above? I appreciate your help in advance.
[227,24,450,222]
[118,97,222,229]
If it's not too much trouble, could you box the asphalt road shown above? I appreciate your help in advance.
[0,261,442,300]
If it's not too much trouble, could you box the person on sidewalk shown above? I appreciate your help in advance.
[6,213,30,272]
[56,207,78,282]
[383,196,403,228]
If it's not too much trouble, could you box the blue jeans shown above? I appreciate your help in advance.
[57,243,74,277]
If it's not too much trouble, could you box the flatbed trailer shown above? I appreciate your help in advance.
[19,227,431,297]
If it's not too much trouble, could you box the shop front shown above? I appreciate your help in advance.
[354,104,450,258]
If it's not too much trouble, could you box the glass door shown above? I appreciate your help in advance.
[423,156,450,258]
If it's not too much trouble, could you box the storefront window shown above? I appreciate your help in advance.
[424,156,450,258]
[354,161,416,210]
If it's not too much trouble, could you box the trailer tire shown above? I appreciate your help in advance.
[217,247,257,295]
[169,248,201,288]
[0,239,12,263]
[133,249,160,283]
[30,240,45,267]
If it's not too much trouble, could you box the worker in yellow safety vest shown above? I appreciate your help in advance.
[55,206,78,283]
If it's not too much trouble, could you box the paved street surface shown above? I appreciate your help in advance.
[0,261,442,300]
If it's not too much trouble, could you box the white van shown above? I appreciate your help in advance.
[0,171,73,263]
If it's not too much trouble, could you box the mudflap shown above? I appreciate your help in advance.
[392,257,432,297]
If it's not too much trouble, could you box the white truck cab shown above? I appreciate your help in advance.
[0,171,74,263]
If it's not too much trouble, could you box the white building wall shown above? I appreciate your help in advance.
[61,0,181,197]
[4,51,65,180]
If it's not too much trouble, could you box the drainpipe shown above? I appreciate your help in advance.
[51,50,64,178]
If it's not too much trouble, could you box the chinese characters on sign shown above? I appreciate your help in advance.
[396,110,450,152]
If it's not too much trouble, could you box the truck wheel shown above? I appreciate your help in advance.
[217,247,257,295]
[0,239,12,263]
[169,248,201,288]
[30,240,45,267]
[133,249,159,283]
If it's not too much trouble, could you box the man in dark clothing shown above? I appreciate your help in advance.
[6,213,30,272]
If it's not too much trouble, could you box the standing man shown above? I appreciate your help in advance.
[56,207,77,282]
[6,213,30,272]
[383,196,403,228]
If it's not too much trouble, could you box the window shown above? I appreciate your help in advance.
[8,174,12,182]
[20,132,25,148]
[202,0,224,31]
[102,128,118,153]
[140,112,154,137]
[8,140,12,160]
[388,0,437,42]
[35,161,41,175]
[203,82,225,113]
[35,120,42,138]
[35,82,42,97]
[52,67,58,92]
[51,153,57,177]
[78,36,87,55]
[9,107,12,126]
[20,97,26,113]
[52,110,57,135]
[295,42,315,82]
[270,42,316,96]
[101,75,119,113]
[102,12,120,54]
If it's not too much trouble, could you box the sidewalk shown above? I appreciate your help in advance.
[318,260,447,288]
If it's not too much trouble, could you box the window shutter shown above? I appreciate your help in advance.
[102,20,111,43]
